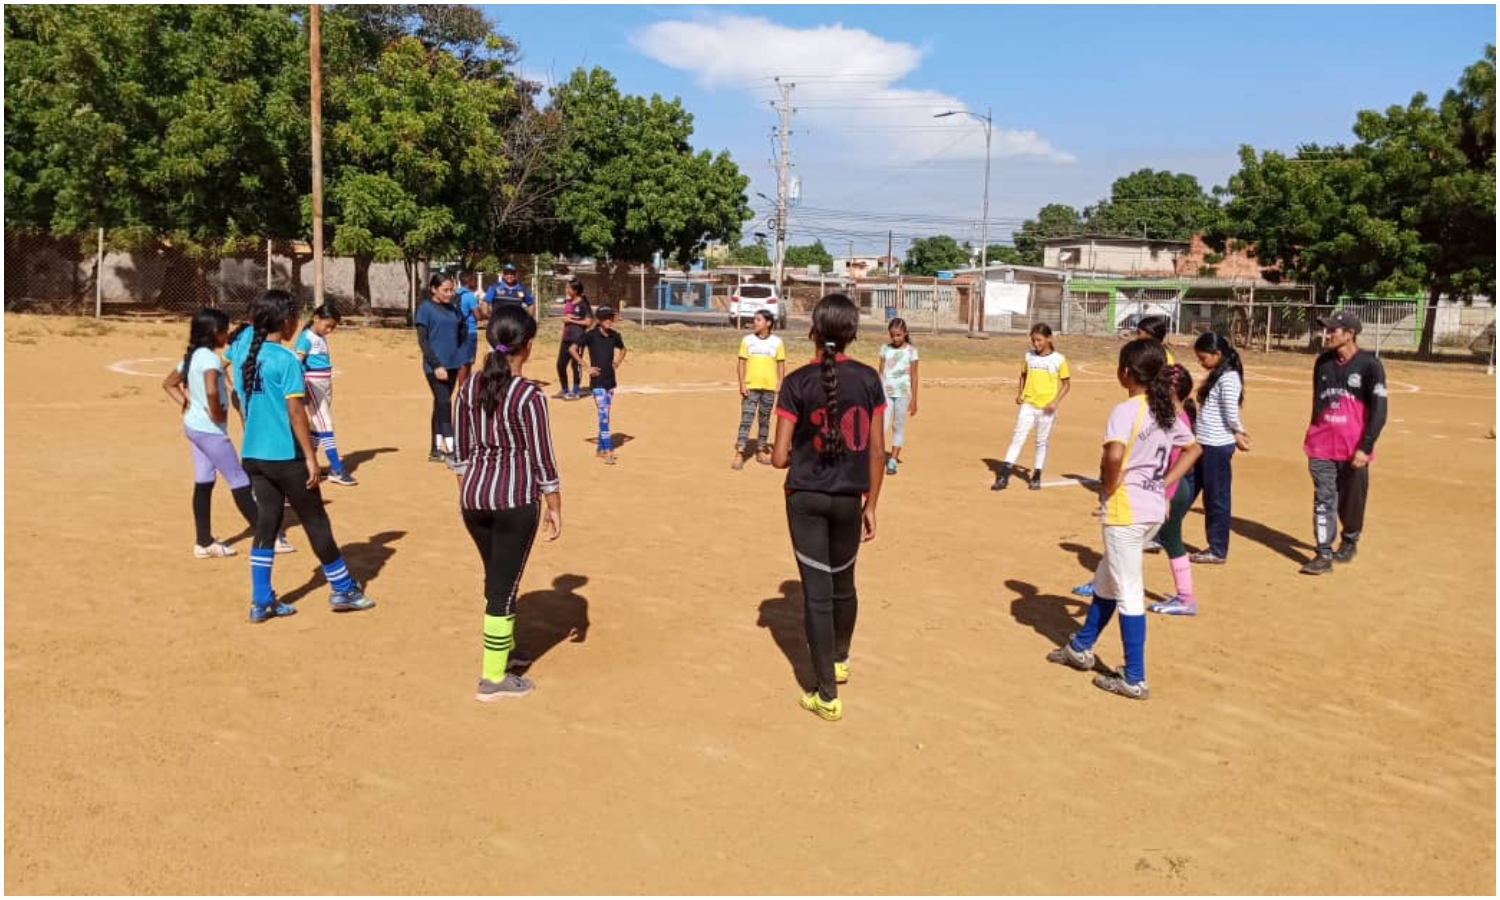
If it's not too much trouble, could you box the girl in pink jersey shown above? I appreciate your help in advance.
[1048,339,1199,700]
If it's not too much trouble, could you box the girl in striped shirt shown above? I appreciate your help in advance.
[1187,332,1252,564]
[453,304,564,702]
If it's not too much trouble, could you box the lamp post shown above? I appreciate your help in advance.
[935,107,991,335]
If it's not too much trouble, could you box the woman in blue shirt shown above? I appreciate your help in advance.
[415,273,467,465]
[240,290,376,623]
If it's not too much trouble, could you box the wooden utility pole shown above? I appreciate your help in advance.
[772,79,794,296]
[310,5,325,307]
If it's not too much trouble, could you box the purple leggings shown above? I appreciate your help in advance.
[185,425,251,488]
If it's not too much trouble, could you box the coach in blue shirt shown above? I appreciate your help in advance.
[485,262,535,317]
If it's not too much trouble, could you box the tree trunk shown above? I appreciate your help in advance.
[353,253,373,310]
[1418,285,1440,357]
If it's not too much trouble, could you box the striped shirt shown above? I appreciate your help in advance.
[1195,370,1244,447]
[453,374,561,510]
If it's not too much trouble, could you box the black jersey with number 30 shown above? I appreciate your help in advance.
[775,355,887,495]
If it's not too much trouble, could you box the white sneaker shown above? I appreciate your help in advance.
[275,535,296,554]
[193,541,236,559]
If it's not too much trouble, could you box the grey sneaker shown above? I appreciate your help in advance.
[1189,550,1226,565]
[1299,554,1334,576]
[475,673,534,702]
[1046,636,1095,672]
[1332,542,1358,564]
[1148,597,1198,617]
[1093,668,1149,700]
[329,587,376,612]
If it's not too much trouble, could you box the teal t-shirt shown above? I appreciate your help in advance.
[180,347,228,435]
[241,343,306,461]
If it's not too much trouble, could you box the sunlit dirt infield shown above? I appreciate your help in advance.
[5,314,1494,894]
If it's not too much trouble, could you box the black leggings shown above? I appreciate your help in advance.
[425,370,454,445]
[243,458,340,564]
[556,340,582,393]
[462,503,540,617]
[786,491,863,702]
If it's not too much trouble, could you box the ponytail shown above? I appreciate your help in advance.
[1166,363,1198,430]
[1119,338,1174,430]
[1144,366,1177,431]
[1194,332,1245,406]
[240,290,297,417]
[476,304,539,414]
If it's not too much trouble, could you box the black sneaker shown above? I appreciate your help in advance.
[1299,554,1334,575]
[1332,542,1358,564]
[1028,473,1043,491]
[428,448,447,463]
[991,474,1009,491]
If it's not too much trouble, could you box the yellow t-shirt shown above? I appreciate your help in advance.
[739,334,786,391]
[1020,350,1070,408]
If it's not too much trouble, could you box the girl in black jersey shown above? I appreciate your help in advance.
[771,293,886,722]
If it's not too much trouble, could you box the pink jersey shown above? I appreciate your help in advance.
[1102,396,1197,526]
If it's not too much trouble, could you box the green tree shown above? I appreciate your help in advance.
[323,34,514,301]
[4,5,307,278]
[1010,203,1083,265]
[1084,169,1220,241]
[903,234,972,277]
[548,67,751,267]
[1214,46,1495,354]
[784,239,834,271]
[726,239,771,267]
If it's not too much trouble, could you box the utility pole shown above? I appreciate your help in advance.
[772,78,794,296]
[888,230,894,276]
[310,4,325,308]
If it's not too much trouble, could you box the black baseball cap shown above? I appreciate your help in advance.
[502,262,518,273]
[595,305,616,319]
[1316,310,1362,334]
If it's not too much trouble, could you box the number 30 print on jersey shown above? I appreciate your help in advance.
[775,354,887,496]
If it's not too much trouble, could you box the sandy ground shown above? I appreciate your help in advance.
[4,314,1495,894]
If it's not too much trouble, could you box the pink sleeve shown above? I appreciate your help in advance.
[1102,401,1135,445]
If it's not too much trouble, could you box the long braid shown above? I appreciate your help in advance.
[819,341,845,461]
[240,290,296,418]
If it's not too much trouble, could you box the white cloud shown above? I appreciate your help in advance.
[629,15,1075,166]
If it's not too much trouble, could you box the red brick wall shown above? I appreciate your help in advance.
[1175,235,1277,281]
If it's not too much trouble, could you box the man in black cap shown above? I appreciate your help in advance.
[1300,310,1388,575]
[484,262,535,318]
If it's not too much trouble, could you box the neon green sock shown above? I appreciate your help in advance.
[482,614,516,682]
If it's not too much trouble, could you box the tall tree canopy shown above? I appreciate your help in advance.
[903,234,972,277]
[1213,45,1494,353]
[1084,169,1221,242]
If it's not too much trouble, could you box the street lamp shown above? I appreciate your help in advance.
[935,107,991,336]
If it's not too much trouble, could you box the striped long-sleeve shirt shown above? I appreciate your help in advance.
[453,375,561,509]
[1195,370,1244,447]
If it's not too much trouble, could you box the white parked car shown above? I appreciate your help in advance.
[728,284,787,329]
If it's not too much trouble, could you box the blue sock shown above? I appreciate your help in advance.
[322,557,356,593]
[1120,613,1147,684]
[1073,597,1117,651]
[323,444,344,475]
[250,548,276,607]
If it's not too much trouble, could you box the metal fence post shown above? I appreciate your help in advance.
[266,237,273,290]
[95,228,104,318]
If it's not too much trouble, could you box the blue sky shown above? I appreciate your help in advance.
[482,4,1495,255]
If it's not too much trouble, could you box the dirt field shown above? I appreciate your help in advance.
[5,313,1495,894]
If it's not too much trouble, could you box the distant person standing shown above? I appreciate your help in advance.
[556,278,592,400]
[455,270,488,385]
[486,262,535,318]
[571,306,627,464]
[415,273,468,465]
[1299,311,1388,575]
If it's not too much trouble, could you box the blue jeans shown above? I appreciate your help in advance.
[1188,444,1235,558]
[593,388,615,452]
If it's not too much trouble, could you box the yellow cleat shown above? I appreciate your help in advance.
[800,691,843,722]
[833,660,850,684]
